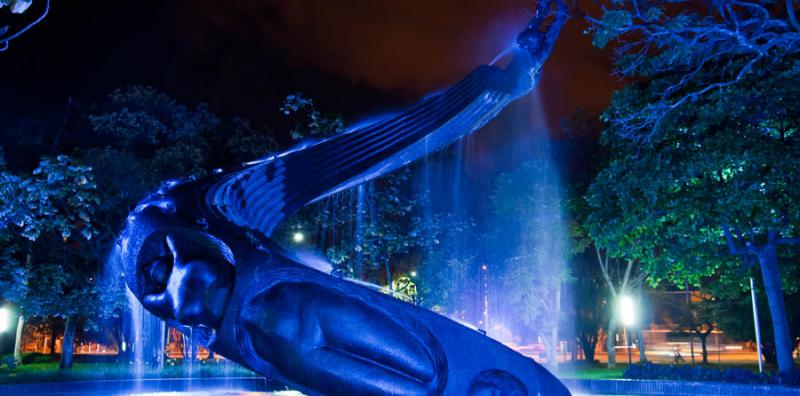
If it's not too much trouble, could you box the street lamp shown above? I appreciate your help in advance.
[0,306,11,333]
[618,295,637,364]
[410,271,417,278]
[292,231,305,244]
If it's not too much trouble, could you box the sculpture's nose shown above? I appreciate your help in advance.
[141,233,234,328]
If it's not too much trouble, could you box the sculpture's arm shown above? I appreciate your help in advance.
[205,1,568,236]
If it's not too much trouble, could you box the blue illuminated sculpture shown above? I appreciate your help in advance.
[118,1,571,395]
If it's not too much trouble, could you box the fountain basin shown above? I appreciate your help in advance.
[0,377,292,396]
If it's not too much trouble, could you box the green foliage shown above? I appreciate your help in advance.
[591,10,632,49]
[280,93,345,140]
[277,170,418,282]
[414,213,478,314]
[275,93,417,283]
[587,64,800,287]
[1,85,283,341]
[0,155,113,328]
[86,86,220,183]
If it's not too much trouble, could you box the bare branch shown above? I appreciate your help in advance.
[595,244,617,297]
[621,258,634,292]
[586,0,800,143]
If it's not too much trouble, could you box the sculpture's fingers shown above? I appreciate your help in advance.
[302,347,430,396]
[242,282,441,394]
[313,289,436,383]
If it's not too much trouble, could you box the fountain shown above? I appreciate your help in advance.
[112,1,573,395]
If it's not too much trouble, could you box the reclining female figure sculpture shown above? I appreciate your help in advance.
[117,1,571,395]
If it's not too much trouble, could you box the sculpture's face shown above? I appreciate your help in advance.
[120,202,236,330]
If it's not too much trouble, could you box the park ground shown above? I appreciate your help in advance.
[3,353,798,385]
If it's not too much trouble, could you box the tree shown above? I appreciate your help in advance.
[414,213,479,317]
[568,137,648,367]
[80,86,276,365]
[0,85,282,369]
[669,292,717,365]
[587,0,800,372]
[275,94,418,286]
[0,155,106,369]
[586,0,800,143]
[490,160,569,371]
[570,251,606,363]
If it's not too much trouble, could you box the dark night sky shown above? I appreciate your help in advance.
[1,0,619,204]
[1,0,618,128]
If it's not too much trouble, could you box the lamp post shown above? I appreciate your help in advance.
[292,231,305,244]
[750,277,764,373]
[618,295,637,365]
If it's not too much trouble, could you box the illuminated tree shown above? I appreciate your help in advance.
[275,94,418,285]
[586,0,800,143]
[589,33,800,371]
[414,213,478,316]
[0,155,105,369]
[587,0,800,371]
[490,159,569,370]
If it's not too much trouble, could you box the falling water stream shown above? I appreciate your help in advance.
[102,82,570,394]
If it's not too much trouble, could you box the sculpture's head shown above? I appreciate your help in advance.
[118,184,237,331]
[515,28,544,54]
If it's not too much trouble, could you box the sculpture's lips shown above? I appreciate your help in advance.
[241,281,442,396]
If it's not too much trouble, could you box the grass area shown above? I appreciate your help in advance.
[567,364,627,380]
[0,360,258,385]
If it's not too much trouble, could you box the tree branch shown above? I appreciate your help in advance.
[723,225,751,255]
[586,0,800,143]
[595,244,617,297]
[787,0,800,32]
[777,236,800,245]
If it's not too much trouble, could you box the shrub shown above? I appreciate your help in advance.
[0,355,17,373]
[623,363,800,387]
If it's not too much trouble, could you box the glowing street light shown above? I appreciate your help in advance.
[618,295,637,327]
[0,306,11,333]
[410,271,417,277]
[292,231,305,244]
[618,295,637,364]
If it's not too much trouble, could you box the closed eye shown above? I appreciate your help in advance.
[142,255,172,295]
